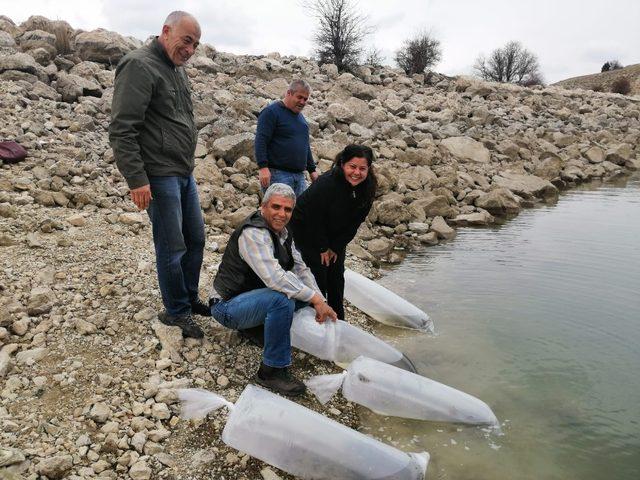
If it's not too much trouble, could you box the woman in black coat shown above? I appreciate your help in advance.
[290,144,377,319]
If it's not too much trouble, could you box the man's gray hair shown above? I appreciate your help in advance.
[288,79,310,93]
[262,183,296,205]
[164,11,195,26]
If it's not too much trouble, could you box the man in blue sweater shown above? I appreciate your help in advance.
[254,79,318,196]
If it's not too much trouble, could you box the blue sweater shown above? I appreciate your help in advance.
[254,101,316,173]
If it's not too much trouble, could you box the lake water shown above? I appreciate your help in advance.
[360,173,640,480]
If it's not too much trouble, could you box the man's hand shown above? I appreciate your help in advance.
[310,293,337,323]
[258,167,271,189]
[310,171,319,182]
[320,248,338,266]
[130,184,152,210]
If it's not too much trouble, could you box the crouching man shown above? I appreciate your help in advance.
[210,183,337,396]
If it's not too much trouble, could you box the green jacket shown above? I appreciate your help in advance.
[109,38,198,189]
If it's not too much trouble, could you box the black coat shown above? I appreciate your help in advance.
[290,167,373,253]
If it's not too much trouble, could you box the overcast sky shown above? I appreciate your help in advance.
[2,0,638,83]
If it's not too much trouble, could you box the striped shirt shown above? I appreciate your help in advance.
[211,226,321,302]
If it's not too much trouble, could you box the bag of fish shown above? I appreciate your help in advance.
[306,356,499,426]
[179,384,429,480]
[344,269,434,332]
[290,307,416,372]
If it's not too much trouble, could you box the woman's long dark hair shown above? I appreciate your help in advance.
[333,144,378,204]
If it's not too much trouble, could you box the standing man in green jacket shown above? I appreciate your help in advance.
[109,11,208,338]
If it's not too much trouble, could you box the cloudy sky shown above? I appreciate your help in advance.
[2,0,638,83]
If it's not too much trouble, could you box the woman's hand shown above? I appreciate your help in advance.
[320,249,338,266]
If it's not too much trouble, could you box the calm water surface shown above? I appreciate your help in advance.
[361,174,640,480]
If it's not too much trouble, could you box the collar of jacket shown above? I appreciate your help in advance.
[151,36,177,69]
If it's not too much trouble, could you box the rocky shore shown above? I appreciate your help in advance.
[1,14,640,480]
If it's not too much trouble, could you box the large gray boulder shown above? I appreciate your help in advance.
[210,133,254,163]
[366,238,393,257]
[413,194,455,218]
[69,60,103,79]
[396,147,438,166]
[0,52,39,74]
[0,16,19,36]
[0,30,16,49]
[451,210,494,226]
[492,171,558,199]
[605,143,633,165]
[327,102,354,123]
[430,216,456,240]
[36,455,73,479]
[189,55,218,73]
[75,29,136,64]
[584,145,605,164]
[474,188,521,215]
[373,199,412,226]
[55,71,102,102]
[534,153,564,180]
[441,136,491,163]
[19,14,53,32]
[0,445,25,467]
[18,29,57,57]
[398,166,437,190]
[260,77,289,99]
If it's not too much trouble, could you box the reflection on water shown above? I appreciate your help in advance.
[360,174,640,480]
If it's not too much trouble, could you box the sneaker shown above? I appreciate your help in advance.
[238,325,265,348]
[158,312,204,339]
[191,299,212,317]
[255,363,306,397]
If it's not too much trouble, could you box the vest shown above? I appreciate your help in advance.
[213,211,294,301]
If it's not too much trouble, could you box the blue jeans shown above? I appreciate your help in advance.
[212,288,305,367]
[148,175,205,316]
[269,169,307,197]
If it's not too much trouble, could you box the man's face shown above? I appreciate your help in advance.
[160,17,201,66]
[261,195,295,233]
[283,88,310,114]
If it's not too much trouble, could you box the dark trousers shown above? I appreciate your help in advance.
[298,245,346,319]
[147,175,205,315]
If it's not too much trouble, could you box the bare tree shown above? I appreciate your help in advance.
[474,41,542,85]
[395,31,442,75]
[305,0,372,72]
[363,46,384,68]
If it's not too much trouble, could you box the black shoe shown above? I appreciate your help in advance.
[158,312,204,339]
[238,325,265,348]
[191,299,212,317]
[255,363,306,397]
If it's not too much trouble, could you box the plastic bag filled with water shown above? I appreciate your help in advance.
[306,356,499,426]
[178,385,429,480]
[291,307,416,371]
[344,269,434,332]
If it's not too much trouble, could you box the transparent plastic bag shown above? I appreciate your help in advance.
[178,388,235,419]
[344,269,434,332]
[291,307,412,369]
[178,384,429,480]
[306,356,499,426]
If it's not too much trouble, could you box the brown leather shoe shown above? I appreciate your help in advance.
[255,363,306,397]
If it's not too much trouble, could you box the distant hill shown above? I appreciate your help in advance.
[553,63,640,96]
